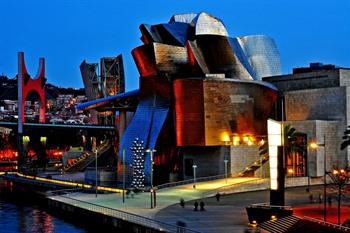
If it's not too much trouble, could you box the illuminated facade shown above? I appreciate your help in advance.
[120,12,279,183]
[264,63,350,176]
[78,13,280,184]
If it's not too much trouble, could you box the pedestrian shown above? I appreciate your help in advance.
[215,192,221,202]
[318,193,323,203]
[309,194,313,203]
[194,201,198,211]
[180,198,185,208]
[200,201,205,211]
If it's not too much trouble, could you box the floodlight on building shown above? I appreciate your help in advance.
[221,132,230,145]
[233,135,240,146]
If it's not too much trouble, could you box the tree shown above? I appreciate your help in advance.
[259,124,306,176]
[130,138,146,190]
[340,126,350,150]
[259,124,305,157]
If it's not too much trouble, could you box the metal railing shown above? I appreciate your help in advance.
[155,173,231,190]
[249,203,292,210]
[303,216,350,231]
[202,178,269,197]
[48,193,202,233]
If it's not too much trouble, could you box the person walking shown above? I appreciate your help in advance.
[200,201,205,211]
[180,198,185,208]
[194,201,198,211]
[215,193,221,202]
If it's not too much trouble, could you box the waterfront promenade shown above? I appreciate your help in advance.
[2,171,350,232]
[49,177,262,218]
[48,176,264,232]
[47,176,350,232]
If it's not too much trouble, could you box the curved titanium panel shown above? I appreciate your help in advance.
[162,22,192,46]
[237,35,281,80]
[193,12,228,36]
[169,13,198,24]
[194,35,253,80]
[132,44,157,77]
[120,95,170,183]
[173,79,205,146]
[228,37,257,80]
[140,24,159,44]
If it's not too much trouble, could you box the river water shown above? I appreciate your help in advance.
[0,179,88,233]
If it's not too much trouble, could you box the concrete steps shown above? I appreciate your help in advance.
[258,215,300,233]
[238,155,269,177]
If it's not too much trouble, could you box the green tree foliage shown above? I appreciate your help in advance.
[340,126,350,150]
[259,124,305,157]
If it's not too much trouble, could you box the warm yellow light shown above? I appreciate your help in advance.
[259,139,265,146]
[243,135,249,142]
[309,142,318,149]
[288,168,294,174]
[340,169,345,174]
[333,170,339,175]
[221,132,230,143]
[251,220,257,227]
[271,215,277,221]
[233,135,240,146]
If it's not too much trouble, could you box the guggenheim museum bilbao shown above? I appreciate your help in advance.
[78,12,350,185]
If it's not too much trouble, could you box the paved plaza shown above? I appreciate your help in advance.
[49,177,350,233]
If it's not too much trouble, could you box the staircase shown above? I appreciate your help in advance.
[63,142,111,173]
[239,155,269,177]
[258,215,300,233]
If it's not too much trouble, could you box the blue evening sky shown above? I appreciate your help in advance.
[0,0,349,90]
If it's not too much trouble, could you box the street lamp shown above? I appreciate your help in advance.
[224,159,228,183]
[309,135,326,221]
[146,149,156,208]
[95,149,98,198]
[145,149,156,189]
[328,168,349,225]
[192,164,197,189]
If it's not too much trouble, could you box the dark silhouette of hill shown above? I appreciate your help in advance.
[0,75,85,100]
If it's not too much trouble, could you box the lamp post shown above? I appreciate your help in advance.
[309,135,326,221]
[95,149,98,198]
[146,149,156,208]
[122,149,125,203]
[224,159,228,183]
[192,164,197,189]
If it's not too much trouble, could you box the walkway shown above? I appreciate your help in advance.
[49,181,350,233]
[51,177,260,218]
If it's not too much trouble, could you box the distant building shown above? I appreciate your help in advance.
[263,63,350,176]
[80,55,125,125]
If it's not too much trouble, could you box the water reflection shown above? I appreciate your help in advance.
[0,179,87,233]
